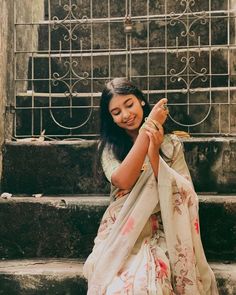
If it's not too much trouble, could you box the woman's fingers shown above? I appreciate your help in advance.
[144,123,164,145]
[155,98,168,109]
[149,98,169,125]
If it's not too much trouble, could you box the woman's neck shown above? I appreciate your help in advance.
[126,129,139,142]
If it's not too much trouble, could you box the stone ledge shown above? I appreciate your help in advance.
[0,259,235,295]
[2,137,236,194]
[0,259,86,295]
[2,140,109,195]
[0,195,235,261]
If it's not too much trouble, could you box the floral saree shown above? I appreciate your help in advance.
[83,135,219,295]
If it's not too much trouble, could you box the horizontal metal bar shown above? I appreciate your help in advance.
[16,92,99,97]
[15,45,236,56]
[14,9,236,25]
[12,132,236,139]
[15,106,98,109]
[15,72,234,82]
[16,86,236,98]
[14,101,236,110]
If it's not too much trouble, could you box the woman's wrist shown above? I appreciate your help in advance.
[139,117,159,134]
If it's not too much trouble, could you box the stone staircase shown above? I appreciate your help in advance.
[0,138,235,294]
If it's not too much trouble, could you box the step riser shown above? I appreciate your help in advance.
[0,197,235,261]
[0,275,87,295]
[0,198,107,260]
[0,275,233,295]
[2,141,110,195]
[2,139,236,195]
[0,261,235,295]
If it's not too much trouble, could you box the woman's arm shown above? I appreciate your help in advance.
[111,99,168,190]
[111,131,150,189]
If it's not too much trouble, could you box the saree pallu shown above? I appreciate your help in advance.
[83,157,219,295]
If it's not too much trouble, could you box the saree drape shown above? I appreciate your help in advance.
[83,136,218,295]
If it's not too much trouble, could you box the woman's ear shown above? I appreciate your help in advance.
[141,101,145,106]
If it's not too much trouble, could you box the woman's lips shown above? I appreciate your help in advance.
[126,117,135,125]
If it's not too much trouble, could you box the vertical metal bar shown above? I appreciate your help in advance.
[128,0,132,79]
[209,0,213,133]
[165,0,168,101]
[90,0,94,109]
[13,0,17,136]
[125,0,128,78]
[227,0,231,134]
[219,103,221,134]
[40,107,43,134]
[13,0,16,137]
[31,1,35,136]
[146,0,150,102]
[187,4,190,135]
[48,0,52,108]
[69,0,73,118]
[108,0,111,80]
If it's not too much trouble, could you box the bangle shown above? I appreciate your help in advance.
[145,117,159,130]
[139,122,147,133]
[139,117,159,134]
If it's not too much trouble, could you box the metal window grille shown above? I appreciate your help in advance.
[14,0,236,139]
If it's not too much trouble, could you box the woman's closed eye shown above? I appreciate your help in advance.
[112,110,121,116]
[126,103,133,108]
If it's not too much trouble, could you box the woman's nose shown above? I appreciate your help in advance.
[122,110,130,120]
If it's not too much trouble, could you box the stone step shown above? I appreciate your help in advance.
[0,195,235,261]
[0,259,235,295]
[0,259,86,295]
[2,138,236,195]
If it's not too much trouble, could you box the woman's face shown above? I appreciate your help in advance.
[108,94,144,133]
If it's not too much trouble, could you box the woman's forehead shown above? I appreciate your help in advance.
[109,94,138,109]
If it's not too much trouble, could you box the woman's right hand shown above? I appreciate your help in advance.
[148,98,168,125]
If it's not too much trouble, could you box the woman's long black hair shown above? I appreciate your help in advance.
[98,78,151,162]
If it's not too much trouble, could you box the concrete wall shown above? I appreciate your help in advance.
[0,0,44,186]
[0,1,11,189]
[14,0,44,92]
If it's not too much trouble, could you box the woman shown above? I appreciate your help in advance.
[83,78,218,295]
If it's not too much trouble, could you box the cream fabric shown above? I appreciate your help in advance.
[83,135,218,295]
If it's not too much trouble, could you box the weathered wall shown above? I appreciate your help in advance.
[14,0,44,92]
[0,1,10,189]
[0,1,44,188]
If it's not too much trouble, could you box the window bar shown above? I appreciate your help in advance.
[186,4,190,118]
[227,0,231,134]
[108,0,111,81]
[128,0,132,79]
[209,0,213,134]
[48,0,52,109]
[31,51,35,136]
[164,0,168,107]
[147,0,150,102]
[125,0,128,78]
[69,5,73,120]
[13,0,17,138]
[187,5,190,135]
[90,0,94,118]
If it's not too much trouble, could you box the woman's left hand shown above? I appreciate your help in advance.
[144,120,164,152]
[143,120,164,176]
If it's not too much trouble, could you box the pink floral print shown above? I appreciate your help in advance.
[121,217,135,235]
[194,218,200,234]
[156,258,168,279]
